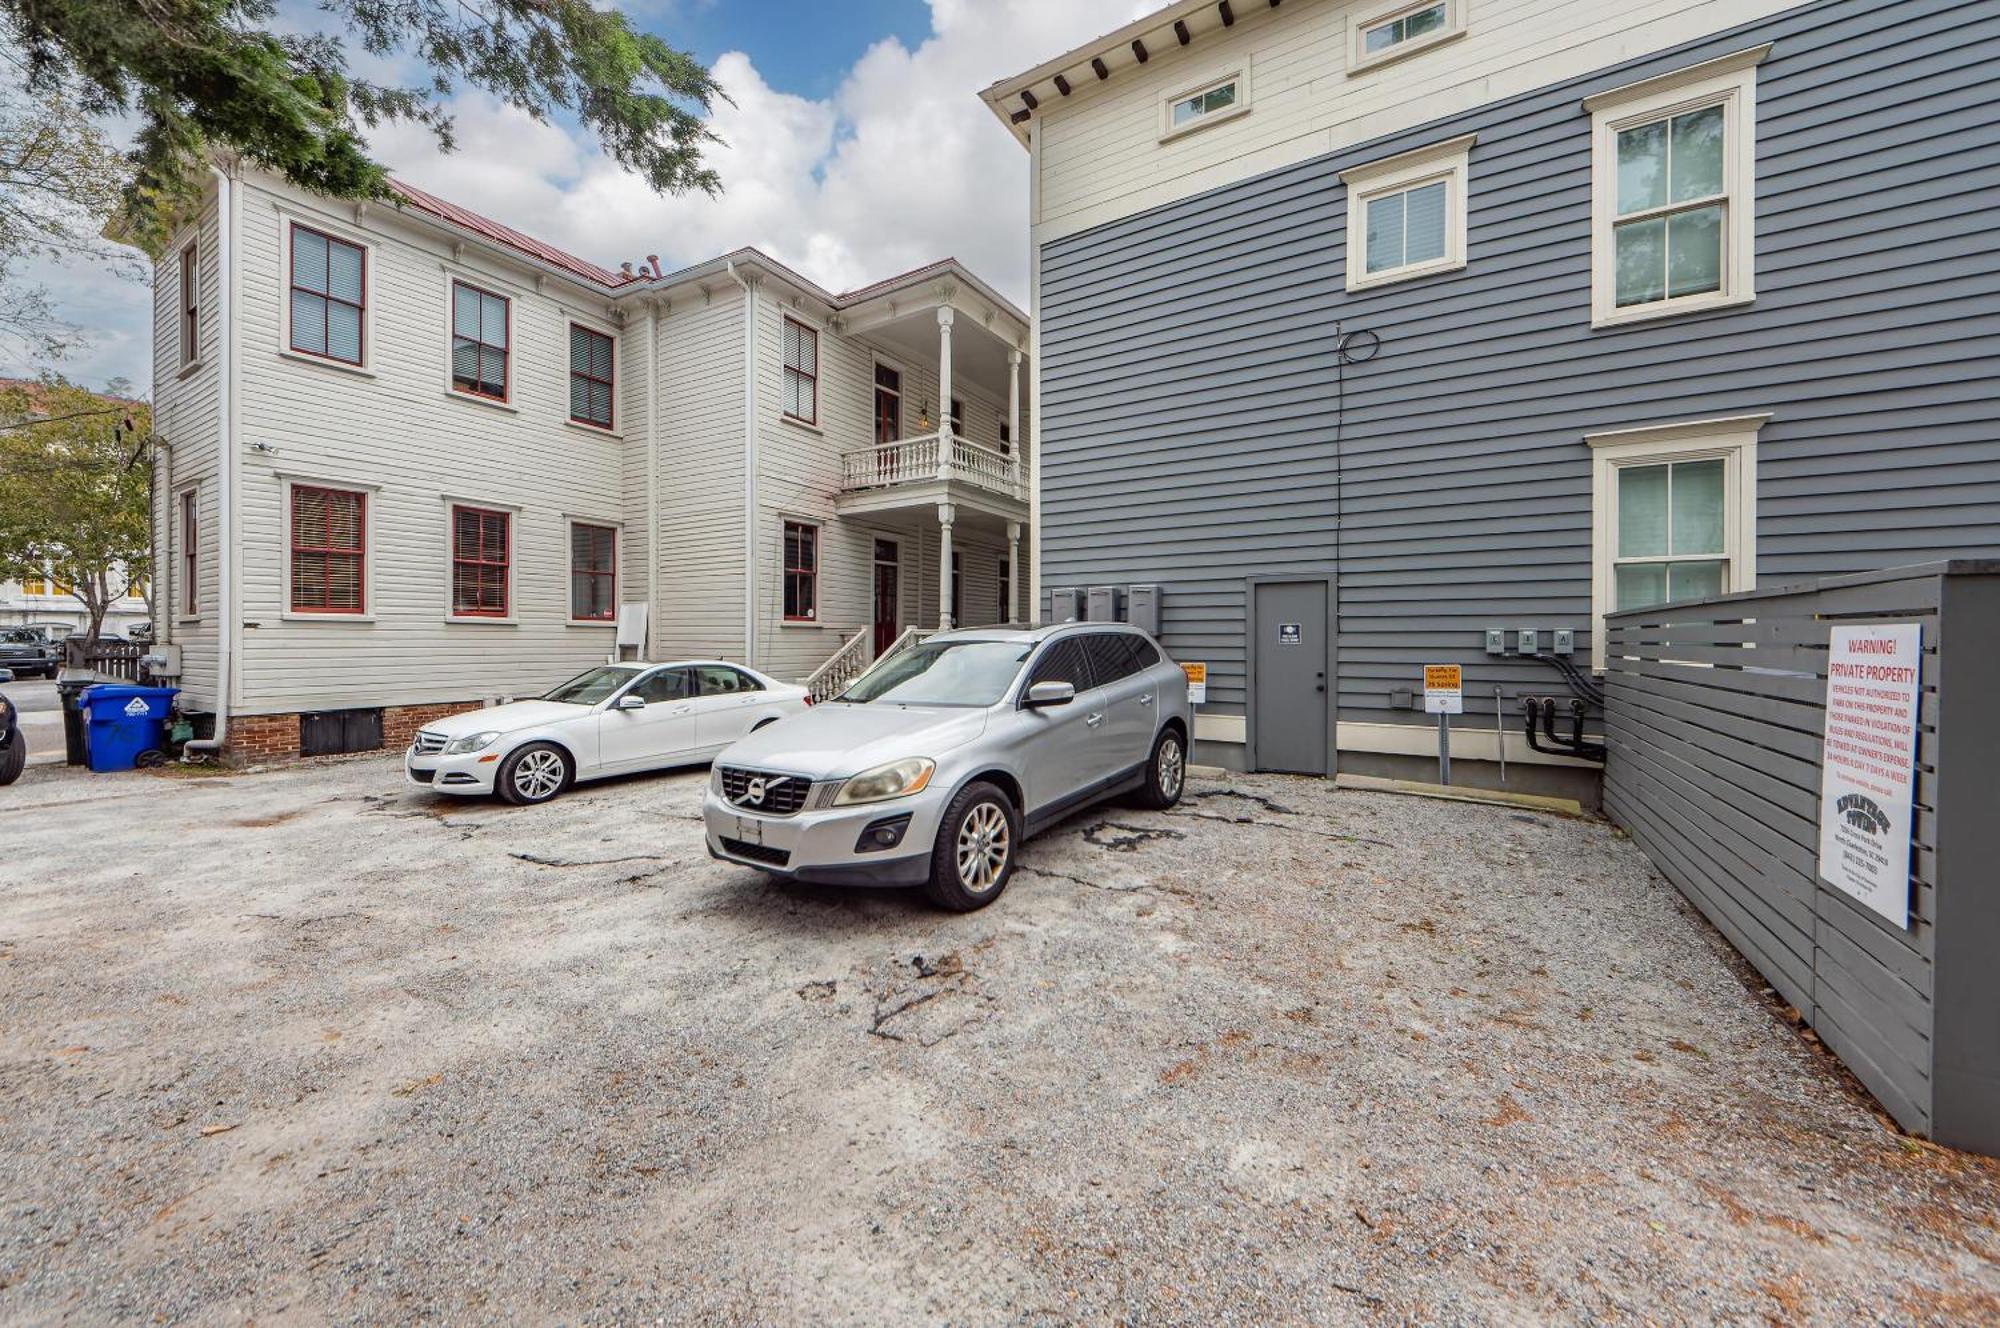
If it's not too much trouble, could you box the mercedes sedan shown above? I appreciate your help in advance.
[703,623,1192,910]
[407,660,808,804]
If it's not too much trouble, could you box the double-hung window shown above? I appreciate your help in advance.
[290,485,367,614]
[782,520,817,622]
[179,242,199,368]
[289,226,365,365]
[1342,135,1474,291]
[179,490,198,615]
[782,318,818,424]
[451,505,511,617]
[1587,414,1766,671]
[997,558,1010,623]
[1586,47,1767,326]
[569,324,614,428]
[451,282,510,400]
[23,573,45,596]
[570,523,617,622]
[1350,1,1463,72]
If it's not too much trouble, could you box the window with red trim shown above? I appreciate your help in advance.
[782,520,817,621]
[569,324,614,428]
[290,486,366,613]
[179,242,199,367]
[570,523,616,621]
[289,226,365,365]
[180,490,198,615]
[782,318,817,424]
[451,505,511,616]
[451,281,509,399]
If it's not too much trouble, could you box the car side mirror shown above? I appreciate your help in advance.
[614,694,646,711]
[1024,680,1075,708]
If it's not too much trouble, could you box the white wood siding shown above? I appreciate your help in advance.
[228,176,631,712]
[151,185,225,709]
[1031,0,1812,245]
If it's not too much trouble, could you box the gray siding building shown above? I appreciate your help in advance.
[985,0,2000,800]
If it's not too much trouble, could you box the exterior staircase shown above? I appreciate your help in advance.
[801,625,931,703]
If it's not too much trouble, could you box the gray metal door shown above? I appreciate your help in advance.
[1252,581,1328,775]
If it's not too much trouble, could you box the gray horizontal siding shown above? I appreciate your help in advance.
[1037,0,2000,729]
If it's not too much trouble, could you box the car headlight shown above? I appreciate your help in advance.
[833,757,936,806]
[444,731,502,755]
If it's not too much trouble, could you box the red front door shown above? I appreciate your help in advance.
[873,540,899,655]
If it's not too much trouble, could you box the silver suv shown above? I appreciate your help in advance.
[702,623,1193,910]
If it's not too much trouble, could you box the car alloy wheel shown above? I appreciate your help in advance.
[512,748,565,801]
[1157,733,1185,801]
[955,801,1010,892]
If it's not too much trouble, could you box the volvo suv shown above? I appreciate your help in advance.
[702,623,1192,910]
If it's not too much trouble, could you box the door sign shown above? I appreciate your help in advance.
[1277,623,1302,646]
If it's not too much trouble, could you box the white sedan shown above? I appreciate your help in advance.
[405,660,809,804]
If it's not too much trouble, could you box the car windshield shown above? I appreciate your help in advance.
[1,629,40,643]
[543,666,639,705]
[835,640,1033,707]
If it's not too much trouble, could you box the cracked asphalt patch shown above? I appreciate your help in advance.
[2,758,1996,1324]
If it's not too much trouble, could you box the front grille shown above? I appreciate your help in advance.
[718,766,811,816]
[720,838,791,868]
[412,730,448,755]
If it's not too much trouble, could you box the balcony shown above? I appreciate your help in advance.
[837,428,1025,519]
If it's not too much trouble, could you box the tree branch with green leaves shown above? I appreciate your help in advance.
[2,0,726,257]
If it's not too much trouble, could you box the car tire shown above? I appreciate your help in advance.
[922,780,1020,912]
[1133,726,1187,811]
[497,742,570,805]
[0,736,24,786]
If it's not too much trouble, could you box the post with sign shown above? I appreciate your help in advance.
[1180,661,1207,706]
[1424,664,1464,785]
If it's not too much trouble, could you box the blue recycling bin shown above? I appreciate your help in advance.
[81,684,179,772]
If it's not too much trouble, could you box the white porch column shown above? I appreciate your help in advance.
[1006,520,1021,624]
[937,503,957,630]
[1007,347,1023,489]
[936,305,955,482]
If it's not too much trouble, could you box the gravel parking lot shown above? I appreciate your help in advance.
[2,756,1995,1324]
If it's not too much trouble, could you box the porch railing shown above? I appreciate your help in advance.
[840,429,1021,501]
[802,624,933,703]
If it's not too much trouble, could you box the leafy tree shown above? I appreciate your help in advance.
[0,376,152,639]
[0,71,141,362]
[1,0,725,257]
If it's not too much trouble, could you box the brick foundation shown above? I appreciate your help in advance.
[223,700,484,764]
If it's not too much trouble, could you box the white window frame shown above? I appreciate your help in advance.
[178,240,200,372]
[1585,45,1769,329]
[278,474,380,622]
[1349,0,1464,75]
[1341,134,1475,292]
[276,213,377,377]
[1586,413,1769,672]
[1159,66,1250,143]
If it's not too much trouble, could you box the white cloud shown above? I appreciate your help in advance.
[372,0,1151,298]
[6,0,1151,390]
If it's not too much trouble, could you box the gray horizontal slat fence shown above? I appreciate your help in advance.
[1603,560,2000,1154]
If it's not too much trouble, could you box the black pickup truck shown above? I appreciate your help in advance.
[0,627,59,680]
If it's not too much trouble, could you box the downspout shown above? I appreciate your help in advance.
[726,260,758,667]
[153,438,172,648]
[645,297,660,660]
[185,164,234,758]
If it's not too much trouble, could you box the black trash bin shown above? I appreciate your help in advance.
[58,679,88,766]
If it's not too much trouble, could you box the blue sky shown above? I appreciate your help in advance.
[4,0,1147,395]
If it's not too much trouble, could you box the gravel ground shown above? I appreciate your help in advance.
[1,756,1995,1325]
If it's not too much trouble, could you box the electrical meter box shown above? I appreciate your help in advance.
[1126,584,1161,636]
[1046,587,1084,624]
[1086,585,1124,622]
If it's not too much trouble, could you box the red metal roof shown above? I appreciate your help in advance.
[388,177,634,289]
